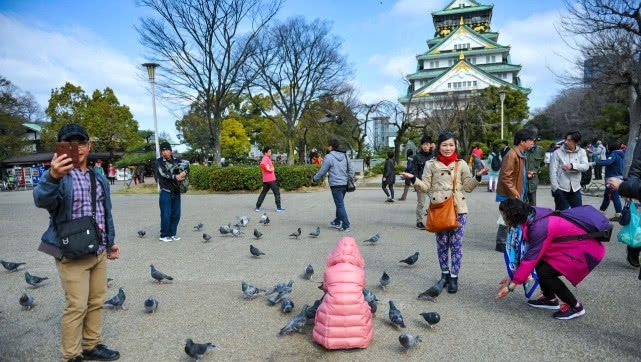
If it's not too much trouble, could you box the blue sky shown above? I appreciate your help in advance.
[0,0,576,144]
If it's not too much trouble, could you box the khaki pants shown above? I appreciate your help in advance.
[56,252,107,360]
[416,191,427,224]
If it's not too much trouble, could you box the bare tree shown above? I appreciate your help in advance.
[559,0,641,172]
[137,0,283,164]
[247,16,351,164]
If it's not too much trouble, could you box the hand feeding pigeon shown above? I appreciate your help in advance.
[203,233,213,242]
[379,271,390,290]
[144,296,159,313]
[19,293,35,310]
[363,232,380,244]
[104,287,126,310]
[184,338,215,361]
[280,298,295,313]
[249,244,265,257]
[1,260,26,272]
[259,213,268,224]
[137,230,146,238]
[400,252,420,265]
[289,227,302,239]
[25,272,48,287]
[302,264,314,280]
[419,312,441,329]
[363,288,379,315]
[193,223,204,231]
[308,227,320,238]
[150,264,174,283]
[253,228,263,240]
[241,281,266,300]
[388,300,406,329]
[417,279,446,302]
[399,333,422,350]
[278,305,308,336]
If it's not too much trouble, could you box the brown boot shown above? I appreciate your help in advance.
[398,185,409,201]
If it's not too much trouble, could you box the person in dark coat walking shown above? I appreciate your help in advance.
[382,150,396,202]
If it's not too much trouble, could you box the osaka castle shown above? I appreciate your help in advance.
[399,0,529,116]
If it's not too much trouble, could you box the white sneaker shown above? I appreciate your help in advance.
[171,236,181,241]
[159,236,172,242]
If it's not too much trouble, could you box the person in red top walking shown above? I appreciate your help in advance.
[255,146,285,212]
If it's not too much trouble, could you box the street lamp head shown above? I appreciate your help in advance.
[498,89,507,103]
[142,63,160,80]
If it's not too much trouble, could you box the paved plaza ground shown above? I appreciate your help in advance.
[0,180,639,361]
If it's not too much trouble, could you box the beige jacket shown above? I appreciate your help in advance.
[413,159,480,214]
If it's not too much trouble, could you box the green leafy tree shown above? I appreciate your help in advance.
[0,76,40,159]
[479,86,530,142]
[221,117,250,158]
[42,82,89,147]
[593,102,630,142]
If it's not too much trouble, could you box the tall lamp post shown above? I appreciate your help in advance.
[142,63,160,160]
[499,89,507,140]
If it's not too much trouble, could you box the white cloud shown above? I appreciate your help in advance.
[359,84,400,104]
[391,0,446,17]
[0,14,177,142]
[368,53,416,78]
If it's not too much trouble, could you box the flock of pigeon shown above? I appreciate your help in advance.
[2,209,446,358]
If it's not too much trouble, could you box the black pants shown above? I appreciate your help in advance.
[535,260,578,307]
[594,165,603,180]
[256,181,281,209]
[382,182,394,199]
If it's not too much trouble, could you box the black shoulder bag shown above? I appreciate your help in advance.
[57,171,101,259]
[345,156,356,192]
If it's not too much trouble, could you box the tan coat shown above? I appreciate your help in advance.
[413,159,480,214]
[496,147,526,199]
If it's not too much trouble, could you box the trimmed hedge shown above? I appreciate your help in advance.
[189,164,324,192]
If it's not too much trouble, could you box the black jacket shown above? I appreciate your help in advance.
[411,149,434,179]
[619,141,641,200]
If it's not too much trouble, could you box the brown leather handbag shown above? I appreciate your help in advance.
[425,161,459,233]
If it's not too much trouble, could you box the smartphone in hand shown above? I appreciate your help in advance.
[56,142,80,168]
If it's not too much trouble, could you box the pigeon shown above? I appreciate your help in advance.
[144,296,159,313]
[417,279,447,302]
[105,287,126,310]
[219,224,232,235]
[379,271,391,290]
[184,338,215,361]
[202,233,212,242]
[278,305,308,336]
[262,215,270,226]
[1,260,26,272]
[107,277,114,288]
[250,244,265,257]
[241,281,265,300]
[302,264,314,280]
[237,215,250,227]
[150,264,174,283]
[259,213,268,224]
[253,228,263,240]
[231,228,241,237]
[400,252,420,266]
[19,293,35,311]
[266,280,294,296]
[137,230,146,238]
[363,288,379,315]
[267,289,290,305]
[308,227,320,238]
[388,300,406,329]
[419,312,441,329]
[280,298,295,313]
[289,228,302,239]
[305,297,323,322]
[25,272,48,287]
[193,223,204,231]
[363,232,381,244]
[399,333,422,350]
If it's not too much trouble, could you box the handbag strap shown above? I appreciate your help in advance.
[89,169,97,219]
[452,161,458,193]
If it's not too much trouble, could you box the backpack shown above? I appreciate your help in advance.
[538,206,612,242]
[490,153,501,171]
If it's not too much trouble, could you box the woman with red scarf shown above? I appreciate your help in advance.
[402,132,488,294]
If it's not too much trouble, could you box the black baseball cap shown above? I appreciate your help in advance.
[160,142,172,151]
[58,123,89,142]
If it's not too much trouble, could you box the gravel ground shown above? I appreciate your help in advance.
[0,182,639,362]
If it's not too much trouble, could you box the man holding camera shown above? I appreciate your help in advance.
[155,142,189,242]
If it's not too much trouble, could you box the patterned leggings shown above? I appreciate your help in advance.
[435,213,467,275]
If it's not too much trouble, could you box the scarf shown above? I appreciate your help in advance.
[503,223,539,298]
[437,153,458,166]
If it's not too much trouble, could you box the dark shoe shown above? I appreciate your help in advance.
[82,344,120,361]
[416,222,425,230]
[527,295,560,310]
[626,247,640,267]
[553,302,585,320]
[438,271,450,288]
[495,243,505,252]
[68,357,84,362]
[447,276,458,293]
